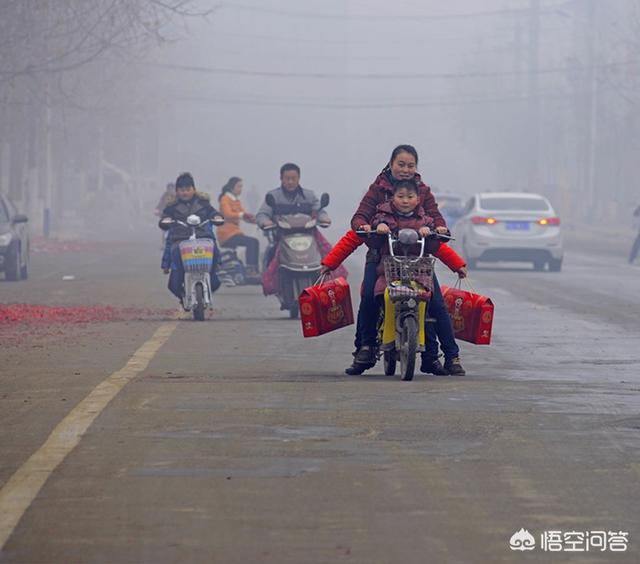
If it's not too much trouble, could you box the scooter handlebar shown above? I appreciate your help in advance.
[354,229,454,242]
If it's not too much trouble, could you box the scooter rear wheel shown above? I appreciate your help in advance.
[399,317,417,381]
[194,283,205,321]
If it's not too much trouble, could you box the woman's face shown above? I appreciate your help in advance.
[390,151,417,180]
[232,180,243,196]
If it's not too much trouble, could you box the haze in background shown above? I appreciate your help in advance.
[1,0,638,236]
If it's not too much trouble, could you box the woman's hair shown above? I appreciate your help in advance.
[384,145,419,173]
[175,172,195,189]
[392,179,419,195]
[219,176,242,201]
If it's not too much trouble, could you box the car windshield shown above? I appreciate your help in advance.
[479,197,549,211]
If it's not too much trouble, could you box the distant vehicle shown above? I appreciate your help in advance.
[0,193,29,281]
[455,192,563,271]
[433,193,465,229]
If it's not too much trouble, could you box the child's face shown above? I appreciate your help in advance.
[393,187,419,214]
[176,185,196,201]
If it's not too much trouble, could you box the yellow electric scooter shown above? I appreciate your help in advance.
[378,229,435,380]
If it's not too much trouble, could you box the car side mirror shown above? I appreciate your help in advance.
[13,214,28,224]
[265,194,276,208]
[320,193,330,208]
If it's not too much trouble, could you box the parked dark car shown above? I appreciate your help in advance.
[0,193,29,280]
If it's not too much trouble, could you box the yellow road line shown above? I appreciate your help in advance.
[0,321,178,550]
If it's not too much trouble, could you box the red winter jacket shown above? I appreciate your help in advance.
[322,229,466,273]
[351,170,446,231]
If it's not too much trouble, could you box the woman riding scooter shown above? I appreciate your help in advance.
[348,145,466,376]
[217,177,260,279]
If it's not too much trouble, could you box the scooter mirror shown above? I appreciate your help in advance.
[187,214,201,226]
[265,194,276,208]
[320,193,330,208]
[398,228,419,246]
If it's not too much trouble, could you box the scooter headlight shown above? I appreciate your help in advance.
[286,236,312,251]
[0,233,12,246]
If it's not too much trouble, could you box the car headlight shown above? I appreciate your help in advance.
[0,233,12,246]
[286,236,312,251]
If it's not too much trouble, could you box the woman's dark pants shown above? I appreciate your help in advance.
[223,234,260,270]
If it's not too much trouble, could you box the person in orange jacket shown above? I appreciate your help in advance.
[217,177,260,276]
[321,184,468,376]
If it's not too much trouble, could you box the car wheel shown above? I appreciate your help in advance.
[549,258,562,272]
[5,244,21,281]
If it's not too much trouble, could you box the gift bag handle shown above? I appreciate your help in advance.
[314,272,333,286]
[453,276,478,294]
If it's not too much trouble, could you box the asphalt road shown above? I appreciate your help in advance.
[1,237,639,563]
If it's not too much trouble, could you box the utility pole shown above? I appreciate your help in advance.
[528,0,540,192]
[514,16,524,97]
[584,0,597,222]
[43,0,53,237]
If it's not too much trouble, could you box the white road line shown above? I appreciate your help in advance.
[0,321,178,550]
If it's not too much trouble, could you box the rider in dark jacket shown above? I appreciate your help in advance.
[159,172,223,300]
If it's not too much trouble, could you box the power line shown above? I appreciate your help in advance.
[218,1,573,22]
[150,59,639,81]
[171,91,573,110]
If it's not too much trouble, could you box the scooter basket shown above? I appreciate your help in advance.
[179,239,214,272]
[383,256,435,298]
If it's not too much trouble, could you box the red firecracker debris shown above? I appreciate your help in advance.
[0,304,175,325]
[31,238,128,254]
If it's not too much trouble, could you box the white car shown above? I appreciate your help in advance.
[454,192,563,271]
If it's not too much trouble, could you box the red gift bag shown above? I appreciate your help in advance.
[299,276,354,337]
[441,280,494,345]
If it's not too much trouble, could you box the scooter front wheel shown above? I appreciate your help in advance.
[194,283,205,321]
[399,316,417,381]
